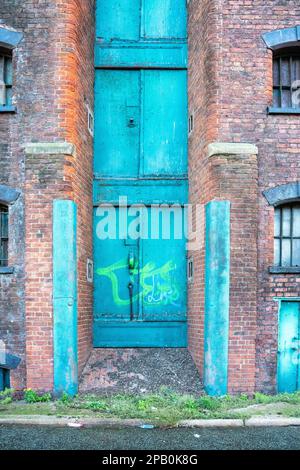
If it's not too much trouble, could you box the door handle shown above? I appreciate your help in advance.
[128,117,136,128]
[128,250,136,274]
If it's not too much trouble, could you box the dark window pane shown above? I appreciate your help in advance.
[292,239,300,267]
[4,57,12,86]
[273,88,281,108]
[274,208,281,237]
[292,57,300,82]
[273,50,300,108]
[274,203,300,268]
[281,89,292,108]
[281,58,291,87]
[0,53,13,106]
[5,87,12,106]
[292,206,300,237]
[282,238,291,266]
[282,206,291,237]
[274,238,281,266]
[273,58,280,86]
[0,205,8,267]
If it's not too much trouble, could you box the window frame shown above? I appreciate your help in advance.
[0,204,9,268]
[0,47,15,113]
[270,202,300,274]
[269,47,300,114]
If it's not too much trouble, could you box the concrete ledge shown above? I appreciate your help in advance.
[24,142,76,157]
[263,26,300,51]
[179,419,244,428]
[263,182,300,206]
[0,26,23,49]
[208,142,258,158]
[0,184,20,205]
[0,416,148,428]
[245,417,300,427]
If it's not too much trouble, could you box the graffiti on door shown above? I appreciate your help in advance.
[96,259,180,307]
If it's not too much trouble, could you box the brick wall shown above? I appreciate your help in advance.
[0,0,94,391]
[188,0,221,376]
[188,0,300,393]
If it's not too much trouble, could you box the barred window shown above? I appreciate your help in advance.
[0,50,13,107]
[273,48,300,109]
[274,203,300,268]
[0,205,8,267]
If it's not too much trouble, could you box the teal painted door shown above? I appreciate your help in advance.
[278,301,300,392]
[93,0,188,347]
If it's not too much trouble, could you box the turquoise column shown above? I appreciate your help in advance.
[204,201,230,396]
[53,200,78,396]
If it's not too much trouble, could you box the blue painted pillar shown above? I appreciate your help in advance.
[53,200,78,396]
[204,201,230,396]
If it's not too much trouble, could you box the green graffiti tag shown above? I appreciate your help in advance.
[96,260,180,307]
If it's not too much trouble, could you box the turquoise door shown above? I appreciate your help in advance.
[277,301,300,392]
[93,0,188,347]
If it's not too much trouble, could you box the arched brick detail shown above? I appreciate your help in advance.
[263,182,300,206]
[0,26,23,49]
[263,25,300,50]
[0,184,20,205]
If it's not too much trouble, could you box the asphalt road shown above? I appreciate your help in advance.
[0,425,299,450]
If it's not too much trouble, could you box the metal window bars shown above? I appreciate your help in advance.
[0,205,8,267]
[274,204,300,268]
[273,49,300,109]
[0,51,12,107]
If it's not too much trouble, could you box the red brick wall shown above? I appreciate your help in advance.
[188,0,300,393]
[0,0,94,391]
[24,0,95,390]
[188,0,221,375]
[0,0,63,390]
[55,0,95,378]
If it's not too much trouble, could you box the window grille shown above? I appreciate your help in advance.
[0,205,8,267]
[274,203,300,267]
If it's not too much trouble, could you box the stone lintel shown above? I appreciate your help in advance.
[208,142,258,158]
[23,142,76,157]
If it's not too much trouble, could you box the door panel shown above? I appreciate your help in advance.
[94,0,188,348]
[96,0,140,41]
[142,206,187,321]
[142,70,188,176]
[95,70,187,178]
[142,0,187,39]
[278,301,300,393]
[94,207,140,321]
[96,0,187,41]
[94,71,140,177]
[93,206,187,347]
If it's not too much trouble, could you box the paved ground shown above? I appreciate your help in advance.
[80,349,203,396]
[0,425,299,450]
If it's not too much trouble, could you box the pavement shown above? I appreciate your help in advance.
[0,424,299,450]
[79,348,203,396]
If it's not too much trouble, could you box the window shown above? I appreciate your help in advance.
[0,49,12,107]
[274,203,300,268]
[0,205,8,267]
[273,48,300,109]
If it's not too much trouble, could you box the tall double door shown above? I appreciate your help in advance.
[93,0,188,347]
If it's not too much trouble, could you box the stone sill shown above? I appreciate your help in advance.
[0,267,14,275]
[268,107,300,115]
[0,106,16,113]
[269,266,300,274]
